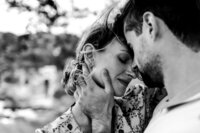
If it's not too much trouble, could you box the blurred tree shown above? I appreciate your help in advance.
[0,32,79,74]
[5,0,120,33]
[0,33,19,75]
[5,0,67,33]
[54,34,78,70]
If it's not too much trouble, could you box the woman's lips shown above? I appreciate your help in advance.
[118,78,130,87]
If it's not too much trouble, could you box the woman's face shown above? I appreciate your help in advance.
[91,38,133,96]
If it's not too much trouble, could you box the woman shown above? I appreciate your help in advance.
[35,7,166,133]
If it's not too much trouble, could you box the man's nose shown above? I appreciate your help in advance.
[131,60,137,71]
[125,59,137,73]
[125,61,139,78]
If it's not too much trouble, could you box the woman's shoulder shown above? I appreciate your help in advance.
[35,107,81,133]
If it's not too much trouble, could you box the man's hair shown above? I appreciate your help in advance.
[123,0,200,51]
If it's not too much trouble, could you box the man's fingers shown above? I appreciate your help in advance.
[77,76,87,87]
[74,90,79,101]
[76,85,81,95]
[65,83,76,96]
[82,63,90,76]
[102,69,114,95]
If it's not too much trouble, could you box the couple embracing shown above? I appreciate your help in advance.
[36,0,200,133]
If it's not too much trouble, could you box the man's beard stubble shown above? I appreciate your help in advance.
[138,54,165,88]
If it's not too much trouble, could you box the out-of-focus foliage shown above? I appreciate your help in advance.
[0,31,79,111]
[4,0,120,34]
[0,32,78,133]
[5,0,66,30]
[0,32,79,73]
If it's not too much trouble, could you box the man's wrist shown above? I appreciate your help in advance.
[72,103,91,132]
[91,105,113,133]
[92,118,112,133]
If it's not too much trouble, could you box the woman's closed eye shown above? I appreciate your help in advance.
[118,53,131,64]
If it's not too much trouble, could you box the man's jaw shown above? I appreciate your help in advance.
[139,64,165,88]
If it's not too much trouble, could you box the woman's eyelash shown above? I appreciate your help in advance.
[118,54,130,63]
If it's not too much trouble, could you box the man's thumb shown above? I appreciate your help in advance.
[102,69,114,95]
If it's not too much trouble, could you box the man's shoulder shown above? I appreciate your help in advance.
[145,96,200,133]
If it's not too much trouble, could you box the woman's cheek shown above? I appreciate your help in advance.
[91,69,104,87]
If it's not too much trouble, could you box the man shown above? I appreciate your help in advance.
[78,0,200,132]
[121,0,200,132]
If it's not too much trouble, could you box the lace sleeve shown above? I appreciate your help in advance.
[114,83,147,133]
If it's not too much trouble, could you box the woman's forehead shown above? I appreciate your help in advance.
[113,34,133,53]
[107,37,130,52]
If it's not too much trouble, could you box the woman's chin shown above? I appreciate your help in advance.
[114,92,125,97]
[113,85,126,97]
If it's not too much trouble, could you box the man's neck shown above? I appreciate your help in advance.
[163,43,200,105]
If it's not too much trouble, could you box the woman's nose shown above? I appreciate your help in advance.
[124,64,134,77]
[127,64,133,72]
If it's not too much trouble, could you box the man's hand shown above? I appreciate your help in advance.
[71,63,92,133]
[77,68,114,133]
[72,102,92,132]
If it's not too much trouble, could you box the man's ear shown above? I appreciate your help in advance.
[142,12,160,41]
[82,43,95,69]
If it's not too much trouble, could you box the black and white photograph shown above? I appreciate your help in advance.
[0,0,200,133]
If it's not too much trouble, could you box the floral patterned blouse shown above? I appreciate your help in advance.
[35,82,167,133]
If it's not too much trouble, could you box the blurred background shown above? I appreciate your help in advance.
[0,0,119,132]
